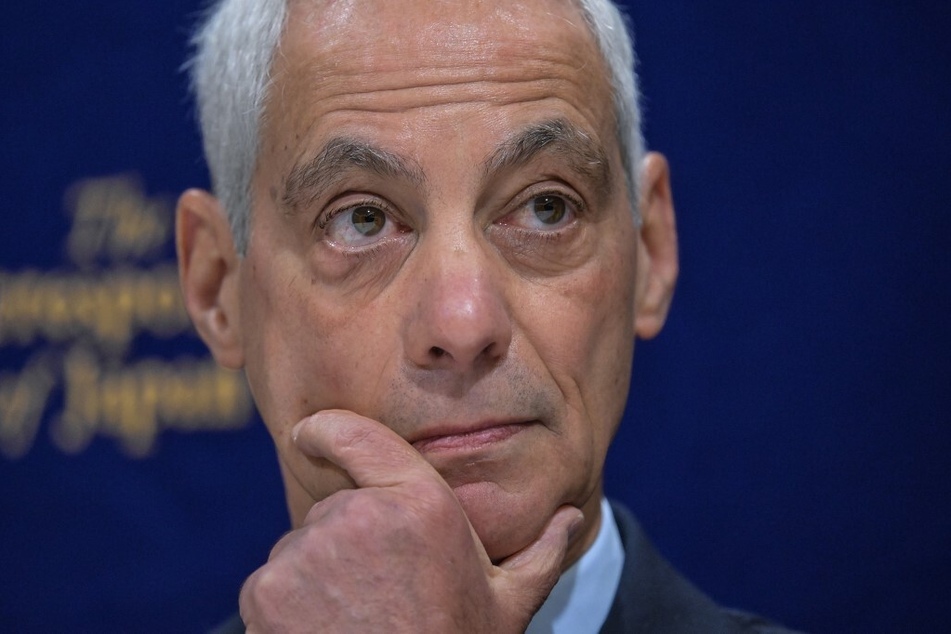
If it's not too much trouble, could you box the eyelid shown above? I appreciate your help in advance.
[313,194,396,234]
[500,183,586,227]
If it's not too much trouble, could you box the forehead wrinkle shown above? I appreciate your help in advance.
[280,137,427,213]
[483,118,613,194]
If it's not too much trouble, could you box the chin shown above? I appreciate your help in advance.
[450,480,550,562]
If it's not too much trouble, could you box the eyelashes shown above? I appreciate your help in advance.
[310,180,588,260]
[314,196,411,250]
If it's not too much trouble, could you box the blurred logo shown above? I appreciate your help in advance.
[0,174,253,459]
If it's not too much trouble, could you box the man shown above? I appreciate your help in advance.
[177,0,796,631]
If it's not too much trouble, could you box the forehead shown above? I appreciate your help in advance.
[284,0,593,58]
[265,0,615,146]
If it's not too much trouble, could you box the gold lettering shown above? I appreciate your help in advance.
[0,268,190,351]
[0,353,56,459]
[100,367,158,457]
[50,351,253,457]
[112,195,171,261]
[44,277,71,341]
[1,173,248,460]
[0,271,36,345]
[149,268,187,338]
[136,362,162,448]
[214,367,251,423]
[72,279,96,336]
[65,174,170,267]
[52,347,101,454]
[66,178,111,267]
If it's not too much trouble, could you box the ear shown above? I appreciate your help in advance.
[633,152,679,339]
[176,188,245,369]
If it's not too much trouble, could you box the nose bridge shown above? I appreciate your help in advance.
[404,224,512,371]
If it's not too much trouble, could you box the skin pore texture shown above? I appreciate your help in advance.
[177,0,676,629]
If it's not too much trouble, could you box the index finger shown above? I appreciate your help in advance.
[292,409,440,490]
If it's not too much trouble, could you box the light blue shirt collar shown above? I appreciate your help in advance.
[526,498,625,634]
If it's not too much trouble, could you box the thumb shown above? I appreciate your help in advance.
[493,506,585,622]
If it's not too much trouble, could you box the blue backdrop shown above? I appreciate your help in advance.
[2,2,949,631]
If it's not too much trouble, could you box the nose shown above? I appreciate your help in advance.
[404,237,512,373]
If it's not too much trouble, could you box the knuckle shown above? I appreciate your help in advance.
[239,573,276,629]
[266,529,294,560]
[246,563,284,605]
[341,493,392,536]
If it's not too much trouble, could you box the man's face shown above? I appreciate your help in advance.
[232,0,645,562]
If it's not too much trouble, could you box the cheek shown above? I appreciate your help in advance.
[241,255,401,432]
[241,265,405,508]
[519,234,636,441]
[582,243,638,417]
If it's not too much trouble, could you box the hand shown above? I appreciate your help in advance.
[238,409,583,633]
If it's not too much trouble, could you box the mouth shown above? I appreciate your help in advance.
[410,420,536,454]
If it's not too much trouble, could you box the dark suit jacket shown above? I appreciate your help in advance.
[212,502,802,633]
[602,503,801,633]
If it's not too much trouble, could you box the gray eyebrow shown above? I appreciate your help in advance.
[280,120,611,213]
[281,137,426,212]
[482,118,613,194]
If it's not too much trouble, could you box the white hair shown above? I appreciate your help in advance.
[187,0,644,254]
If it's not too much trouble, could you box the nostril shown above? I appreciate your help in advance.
[430,346,447,358]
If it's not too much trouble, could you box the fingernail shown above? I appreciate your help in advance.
[291,415,315,445]
[567,510,585,541]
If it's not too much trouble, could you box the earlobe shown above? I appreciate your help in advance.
[633,152,679,340]
[176,188,245,369]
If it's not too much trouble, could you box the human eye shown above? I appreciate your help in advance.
[498,190,582,233]
[316,198,408,248]
[487,183,596,275]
